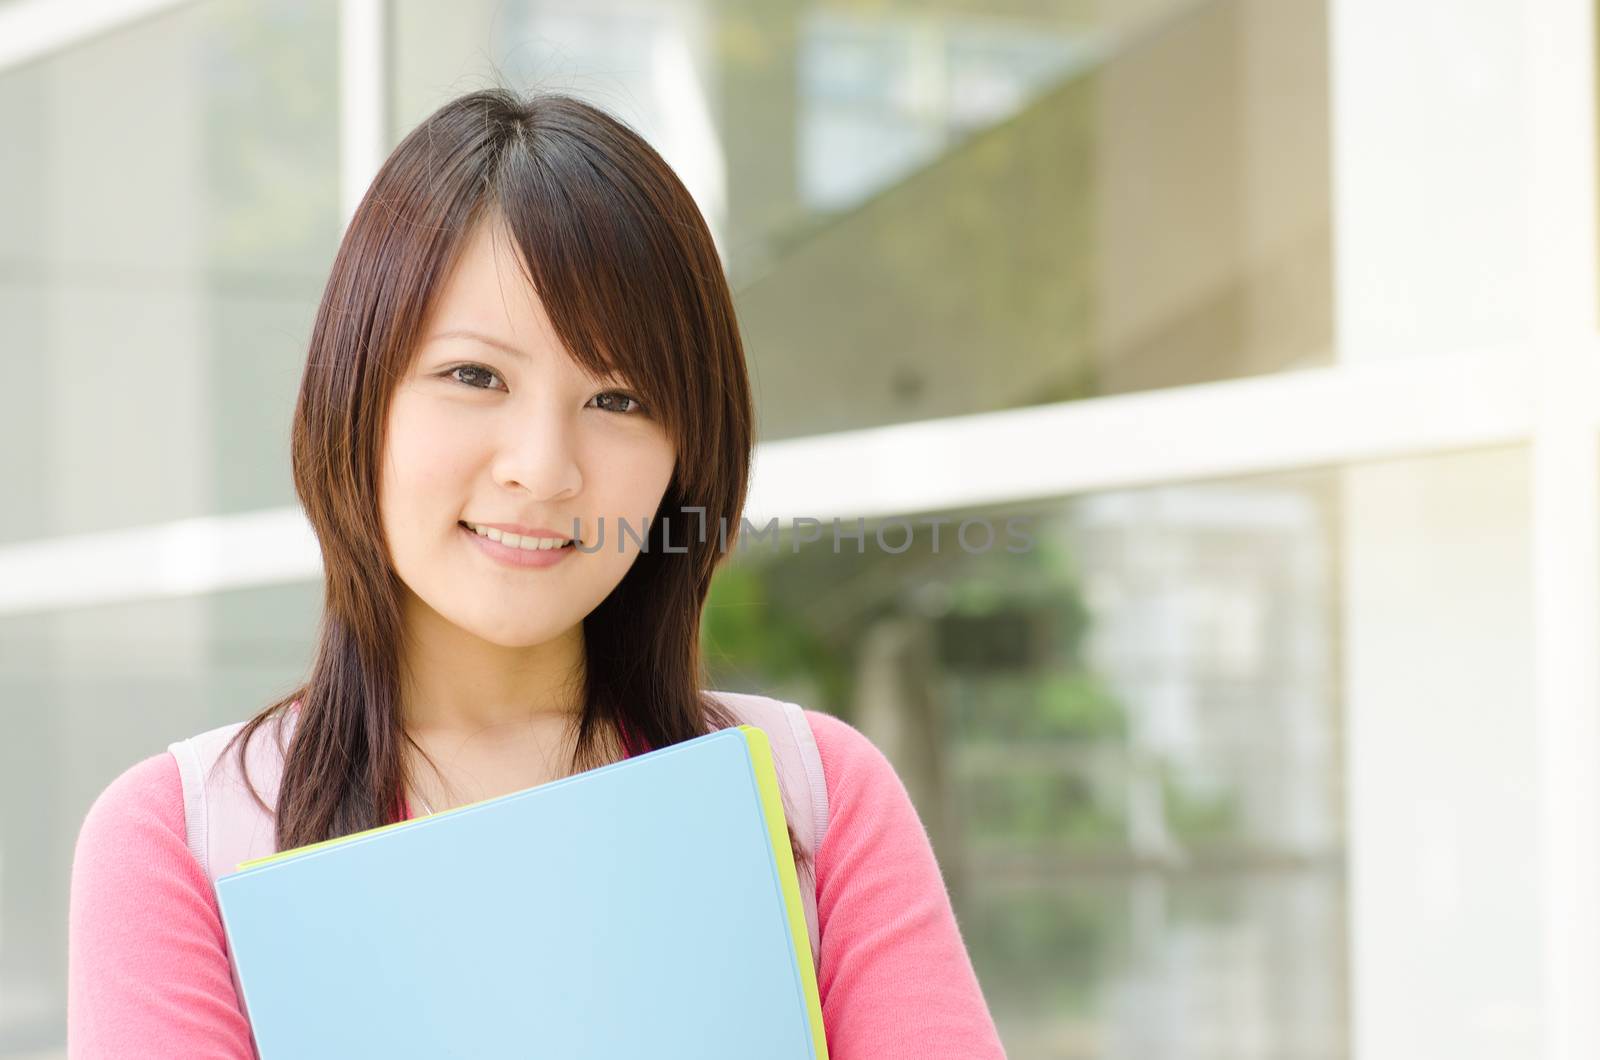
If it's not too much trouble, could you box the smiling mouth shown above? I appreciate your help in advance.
[458,521,578,550]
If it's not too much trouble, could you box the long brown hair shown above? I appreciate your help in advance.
[221,87,809,872]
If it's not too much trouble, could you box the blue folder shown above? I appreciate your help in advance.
[214,725,828,1059]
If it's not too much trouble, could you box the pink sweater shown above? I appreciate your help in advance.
[66,709,1007,1058]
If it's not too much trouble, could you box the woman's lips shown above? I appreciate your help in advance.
[459,522,577,569]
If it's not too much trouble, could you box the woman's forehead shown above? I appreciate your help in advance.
[429,220,550,343]
[419,210,644,389]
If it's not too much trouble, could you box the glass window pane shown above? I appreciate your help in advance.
[2,580,322,1056]
[702,447,1534,1057]
[0,0,340,546]
[389,0,1331,440]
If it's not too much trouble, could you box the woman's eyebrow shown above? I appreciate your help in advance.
[428,327,631,385]
[428,328,529,361]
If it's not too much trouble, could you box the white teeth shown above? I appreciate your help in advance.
[464,523,572,551]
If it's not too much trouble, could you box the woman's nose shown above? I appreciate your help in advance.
[492,418,583,500]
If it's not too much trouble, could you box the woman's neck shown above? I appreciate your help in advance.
[396,606,587,734]
[402,708,632,816]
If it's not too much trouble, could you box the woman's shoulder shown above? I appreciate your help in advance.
[704,687,899,796]
[705,689,877,755]
[68,752,257,1054]
[70,749,206,934]
[704,694,902,800]
[796,707,871,754]
[76,750,187,850]
[798,709,907,803]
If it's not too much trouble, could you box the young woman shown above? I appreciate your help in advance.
[66,88,1005,1058]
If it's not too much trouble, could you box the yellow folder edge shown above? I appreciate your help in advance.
[233,726,830,1060]
[237,804,435,870]
[736,724,830,1060]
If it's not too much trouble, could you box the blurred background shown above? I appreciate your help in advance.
[2,0,1597,1057]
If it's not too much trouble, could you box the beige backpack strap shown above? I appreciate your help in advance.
[167,706,296,1024]
[167,708,298,884]
[706,690,832,969]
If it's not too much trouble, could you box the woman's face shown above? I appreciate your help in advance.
[378,215,677,649]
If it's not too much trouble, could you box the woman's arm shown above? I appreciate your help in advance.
[67,751,257,1059]
[803,709,1008,1059]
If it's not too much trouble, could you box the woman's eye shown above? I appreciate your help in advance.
[441,366,641,414]
[591,391,647,415]
[445,364,505,391]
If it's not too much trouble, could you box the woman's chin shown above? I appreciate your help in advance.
[455,615,577,650]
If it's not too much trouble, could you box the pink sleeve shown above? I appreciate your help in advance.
[804,709,1007,1059]
[67,751,258,1059]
